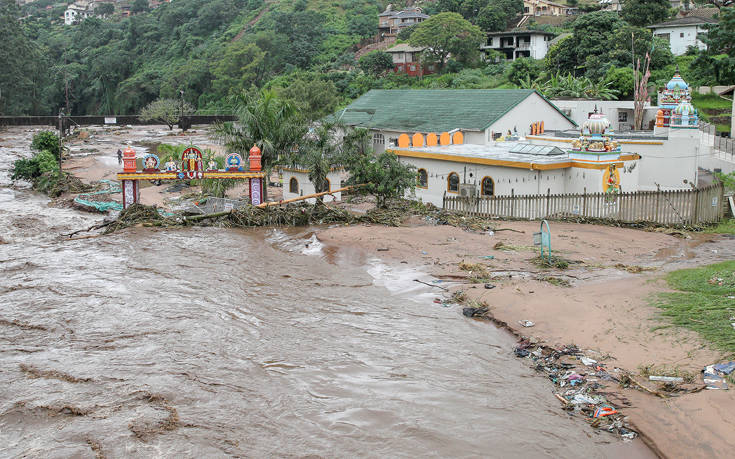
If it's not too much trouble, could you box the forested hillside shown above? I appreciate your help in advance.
[1,0,733,117]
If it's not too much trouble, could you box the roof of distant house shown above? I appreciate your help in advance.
[678,7,720,19]
[333,89,576,132]
[486,28,555,36]
[385,43,426,53]
[649,16,719,28]
[719,86,735,97]
[548,32,572,47]
[379,8,429,19]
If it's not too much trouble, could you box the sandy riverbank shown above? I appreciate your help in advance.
[318,221,735,458]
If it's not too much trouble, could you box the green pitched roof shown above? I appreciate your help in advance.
[334,89,572,132]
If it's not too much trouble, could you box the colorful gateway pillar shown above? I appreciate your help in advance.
[117,144,267,209]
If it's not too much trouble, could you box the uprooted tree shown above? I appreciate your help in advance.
[342,129,416,208]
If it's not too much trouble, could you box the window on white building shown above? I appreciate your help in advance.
[618,112,628,122]
[373,132,384,145]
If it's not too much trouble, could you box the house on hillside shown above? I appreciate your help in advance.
[481,29,555,60]
[334,89,577,154]
[378,7,429,38]
[64,2,96,25]
[385,44,435,76]
[599,0,622,11]
[523,0,568,16]
[650,16,718,55]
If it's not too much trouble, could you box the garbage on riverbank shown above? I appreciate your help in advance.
[703,361,735,390]
[512,339,638,440]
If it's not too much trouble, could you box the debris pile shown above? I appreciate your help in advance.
[513,339,638,440]
[104,203,168,233]
[703,361,735,390]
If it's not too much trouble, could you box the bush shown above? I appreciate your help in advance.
[10,150,59,181]
[31,131,60,159]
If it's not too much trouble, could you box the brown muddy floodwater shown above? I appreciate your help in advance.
[0,141,651,458]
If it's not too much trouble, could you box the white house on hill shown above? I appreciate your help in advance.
[649,16,718,55]
[482,29,555,60]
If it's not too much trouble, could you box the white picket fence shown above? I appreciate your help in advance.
[443,183,725,226]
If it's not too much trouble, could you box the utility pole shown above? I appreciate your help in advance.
[179,89,185,131]
[57,109,63,176]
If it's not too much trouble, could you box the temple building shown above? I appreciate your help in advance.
[655,70,696,131]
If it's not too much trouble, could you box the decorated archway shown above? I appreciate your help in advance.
[118,145,267,209]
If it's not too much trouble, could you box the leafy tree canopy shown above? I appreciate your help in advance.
[358,51,394,77]
[621,0,672,27]
[408,12,484,72]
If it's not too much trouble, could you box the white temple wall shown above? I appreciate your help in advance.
[487,93,577,138]
[398,156,567,207]
[282,169,346,203]
[635,131,698,190]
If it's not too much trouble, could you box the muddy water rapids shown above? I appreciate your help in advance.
[0,133,652,457]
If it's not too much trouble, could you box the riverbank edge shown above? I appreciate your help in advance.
[313,224,735,459]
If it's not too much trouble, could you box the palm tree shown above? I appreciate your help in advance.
[214,90,307,199]
[290,122,342,204]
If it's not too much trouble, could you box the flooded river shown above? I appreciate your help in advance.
[0,129,650,457]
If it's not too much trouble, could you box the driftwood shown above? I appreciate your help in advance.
[494,228,525,234]
[413,279,449,291]
[64,220,114,238]
[257,186,355,208]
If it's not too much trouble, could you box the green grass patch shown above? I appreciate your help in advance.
[691,93,732,110]
[655,261,735,353]
[704,219,735,235]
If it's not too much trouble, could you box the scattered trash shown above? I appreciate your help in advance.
[649,376,684,383]
[580,357,597,366]
[703,364,729,390]
[484,283,495,289]
[462,306,489,318]
[433,298,453,308]
[377,247,389,252]
[478,255,495,260]
[620,428,637,441]
[518,320,535,327]
[421,251,428,255]
[572,394,600,405]
[593,406,619,418]
[512,339,636,440]
[713,361,735,375]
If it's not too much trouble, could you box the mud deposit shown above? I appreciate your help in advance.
[1,129,651,457]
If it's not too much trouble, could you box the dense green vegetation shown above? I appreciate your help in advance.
[1,0,733,118]
[655,261,735,353]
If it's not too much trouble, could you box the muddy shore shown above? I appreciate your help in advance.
[5,124,735,457]
[319,221,735,458]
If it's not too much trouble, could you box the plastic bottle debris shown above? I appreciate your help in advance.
[580,357,597,366]
[713,361,735,375]
[703,364,729,390]
[478,255,495,260]
[593,406,619,418]
[572,394,600,405]
[462,306,489,318]
[648,376,684,383]
[512,339,636,440]
[518,320,535,327]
